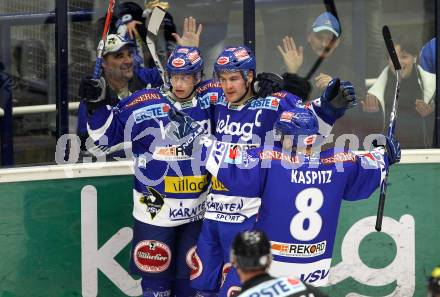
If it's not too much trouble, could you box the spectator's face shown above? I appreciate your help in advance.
[170,74,199,100]
[308,31,340,57]
[102,46,134,82]
[218,71,253,103]
[388,44,415,79]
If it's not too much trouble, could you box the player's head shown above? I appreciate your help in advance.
[428,265,440,297]
[230,230,272,274]
[166,46,204,100]
[102,34,135,82]
[214,46,256,104]
[308,12,341,57]
[274,107,319,150]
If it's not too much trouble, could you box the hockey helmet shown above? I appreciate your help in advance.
[166,46,204,75]
[231,230,272,271]
[214,46,256,74]
[274,107,319,147]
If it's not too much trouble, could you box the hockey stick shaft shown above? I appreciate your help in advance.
[375,25,402,232]
[145,7,168,87]
[93,0,116,79]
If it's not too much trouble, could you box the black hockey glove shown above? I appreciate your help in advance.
[320,78,357,119]
[79,76,108,113]
[373,135,401,165]
[79,76,106,104]
[167,107,207,156]
[252,72,285,98]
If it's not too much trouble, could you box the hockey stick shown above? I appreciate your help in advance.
[93,0,116,79]
[145,7,168,88]
[305,0,340,80]
[375,25,401,232]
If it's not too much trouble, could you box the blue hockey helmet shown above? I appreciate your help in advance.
[214,46,256,74]
[274,107,319,147]
[166,46,204,75]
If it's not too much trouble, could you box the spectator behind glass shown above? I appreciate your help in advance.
[361,35,435,148]
[276,12,365,147]
[278,12,365,99]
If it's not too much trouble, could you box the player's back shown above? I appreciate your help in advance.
[252,145,386,285]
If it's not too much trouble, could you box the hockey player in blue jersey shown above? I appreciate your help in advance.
[196,106,401,290]
[189,45,356,297]
[84,45,220,297]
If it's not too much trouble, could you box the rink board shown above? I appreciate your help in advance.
[0,154,439,296]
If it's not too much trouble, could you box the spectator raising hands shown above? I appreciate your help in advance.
[172,16,203,47]
[277,36,303,74]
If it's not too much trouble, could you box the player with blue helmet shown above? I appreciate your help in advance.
[188,44,356,297]
[191,105,401,291]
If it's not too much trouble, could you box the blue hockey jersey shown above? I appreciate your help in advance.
[205,90,335,223]
[204,142,388,285]
[87,81,221,227]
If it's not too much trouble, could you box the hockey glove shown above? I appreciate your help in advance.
[79,76,109,114]
[320,78,357,119]
[373,135,401,165]
[79,76,106,104]
[167,107,206,156]
[252,72,285,98]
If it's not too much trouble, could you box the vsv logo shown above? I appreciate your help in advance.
[216,110,262,141]
[301,269,329,284]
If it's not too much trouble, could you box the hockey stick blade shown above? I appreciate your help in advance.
[382,26,401,71]
[148,7,166,36]
[146,7,168,88]
[375,25,401,232]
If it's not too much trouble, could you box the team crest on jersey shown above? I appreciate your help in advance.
[140,187,166,219]
[134,240,171,273]
[217,56,229,65]
[133,103,169,123]
[248,97,280,111]
[186,246,203,280]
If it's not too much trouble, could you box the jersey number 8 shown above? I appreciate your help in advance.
[290,188,323,241]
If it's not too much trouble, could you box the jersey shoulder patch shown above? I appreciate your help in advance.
[120,89,164,110]
[320,148,357,165]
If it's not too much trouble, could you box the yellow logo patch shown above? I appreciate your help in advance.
[164,175,209,193]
